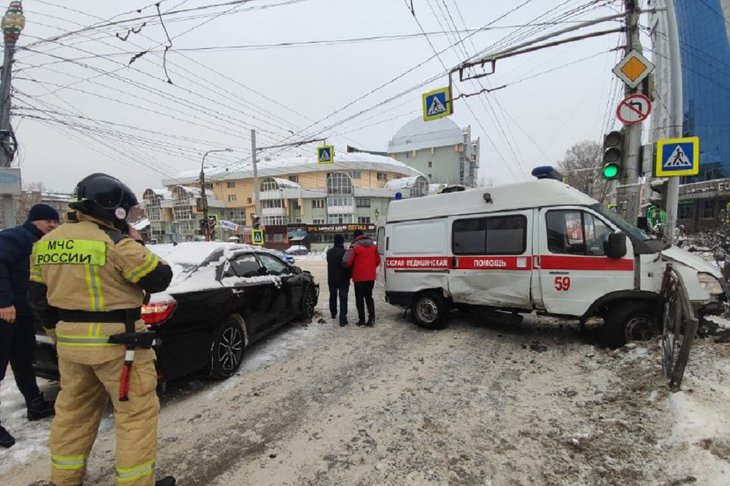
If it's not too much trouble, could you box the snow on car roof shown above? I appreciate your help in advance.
[148,242,290,298]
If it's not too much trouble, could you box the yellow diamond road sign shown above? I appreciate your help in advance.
[612,49,654,89]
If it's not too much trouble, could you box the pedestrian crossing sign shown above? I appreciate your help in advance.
[251,229,264,245]
[656,136,700,177]
[317,145,334,164]
[422,86,452,121]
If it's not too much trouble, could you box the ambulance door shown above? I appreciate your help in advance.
[449,211,533,309]
[536,207,635,316]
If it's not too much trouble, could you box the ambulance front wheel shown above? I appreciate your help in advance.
[411,292,448,330]
[601,301,658,349]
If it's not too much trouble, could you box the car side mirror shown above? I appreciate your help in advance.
[604,232,627,259]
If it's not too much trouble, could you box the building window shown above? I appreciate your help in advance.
[355,197,370,208]
[247,197,252,204]
[678,202,693,219]
[312,199,325,209]
[288,175,299,183]
[261,177,278,192]
[313,218,325,224]
[428,161,432,168]
[350,171,361,179]
[701,199,716,218]
[428,174,432,179]
[377,172,386,181]
[262,199,283,208]
[358,216,371,223]
[227,194,237,202]
[226,181,236,188]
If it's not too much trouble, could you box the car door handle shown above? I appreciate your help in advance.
[232,289,245,295]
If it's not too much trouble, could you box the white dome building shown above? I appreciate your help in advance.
[387,117,479,187]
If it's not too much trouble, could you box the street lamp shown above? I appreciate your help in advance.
[200,148,232,241]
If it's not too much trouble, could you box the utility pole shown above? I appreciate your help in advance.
[250,129,260,230]
[613,0,646,225]
[200,148,232,241]
[0,1,24,228]
[621,0,644,186]
[663,0,683,243]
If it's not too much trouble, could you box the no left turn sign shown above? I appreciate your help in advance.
[616,93,652,126]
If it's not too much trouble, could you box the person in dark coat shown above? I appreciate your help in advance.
[327,234,350,327]
[343,229,381,326]
[0,204,60,448]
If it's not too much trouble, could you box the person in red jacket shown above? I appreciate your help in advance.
[343,229,381,326]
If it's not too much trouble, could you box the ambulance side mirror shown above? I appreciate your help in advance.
[604,232,627,259]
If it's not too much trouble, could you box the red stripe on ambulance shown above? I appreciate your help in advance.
[455,256,532,270]
[386,257,452,270]
[540,255,634,271]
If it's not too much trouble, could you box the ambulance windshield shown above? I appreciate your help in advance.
[591,204,662,250]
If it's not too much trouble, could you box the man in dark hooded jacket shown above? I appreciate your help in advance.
[0,204,59,448]
[326,234,350,326]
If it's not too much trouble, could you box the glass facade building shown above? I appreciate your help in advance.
[675,0,730,181]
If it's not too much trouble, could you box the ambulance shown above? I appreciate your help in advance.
[376,172,726,347]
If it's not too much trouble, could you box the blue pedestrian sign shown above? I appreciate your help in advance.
[317,145,334,164]
[656,136,700,177]
[251,229,264,245]
[422,86,452,121]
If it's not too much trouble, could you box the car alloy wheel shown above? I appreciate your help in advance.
[209,318,245,379]
[299,287,317,321]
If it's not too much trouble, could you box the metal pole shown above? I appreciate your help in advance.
[0,1,24,228]
[200,148,232,241]
[664,0,683,243]
[200,152,211,241]
[251,129,260,227]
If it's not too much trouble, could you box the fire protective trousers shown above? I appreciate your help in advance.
[50,348,158,486]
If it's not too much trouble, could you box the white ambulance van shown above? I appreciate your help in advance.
[376,176,726,347]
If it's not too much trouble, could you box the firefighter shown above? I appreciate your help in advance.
[28,173,175,486]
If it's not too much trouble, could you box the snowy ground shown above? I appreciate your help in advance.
[1,259,729,485]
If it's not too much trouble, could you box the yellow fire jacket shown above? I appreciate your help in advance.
[27,212,172,363]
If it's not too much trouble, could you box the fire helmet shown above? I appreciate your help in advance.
[70,173,138,225]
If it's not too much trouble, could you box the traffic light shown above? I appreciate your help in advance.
[198,218,207,235]
[602,130,623,180]
[252,214,260,229]
[649,178,669,211]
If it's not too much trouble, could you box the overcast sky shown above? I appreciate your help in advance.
[11,0,639,194]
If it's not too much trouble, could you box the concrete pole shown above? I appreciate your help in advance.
[199,154,211,241]
[620,0,642,224]
[664,0,683,243]
[251,129,260,227]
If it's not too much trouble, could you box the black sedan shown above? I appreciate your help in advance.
[33,242,319,382]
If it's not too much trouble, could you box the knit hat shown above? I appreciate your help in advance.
[28,204,60,222]
[334,234,344,246]
[353,229,364,239]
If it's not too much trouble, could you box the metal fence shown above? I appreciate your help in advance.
[658,263,699,391]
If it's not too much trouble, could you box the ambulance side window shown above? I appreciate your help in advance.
[452,215,526,255]
[545,210,610,256]
[376,227,385,255]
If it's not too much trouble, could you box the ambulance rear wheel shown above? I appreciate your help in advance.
[411,292,448,330]
[601,302,658,349]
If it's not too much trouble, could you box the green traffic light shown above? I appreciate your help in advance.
[603,163,619,179]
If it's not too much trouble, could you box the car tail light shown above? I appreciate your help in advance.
[142,300,177,326]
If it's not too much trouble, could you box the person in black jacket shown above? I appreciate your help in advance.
[327,234,351,327]
[0,204,60,448]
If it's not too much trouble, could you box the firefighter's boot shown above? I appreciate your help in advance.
[27,393,55,421]
[155,476,175,486]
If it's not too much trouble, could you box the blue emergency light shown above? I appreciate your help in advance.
[531,166,563,181]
